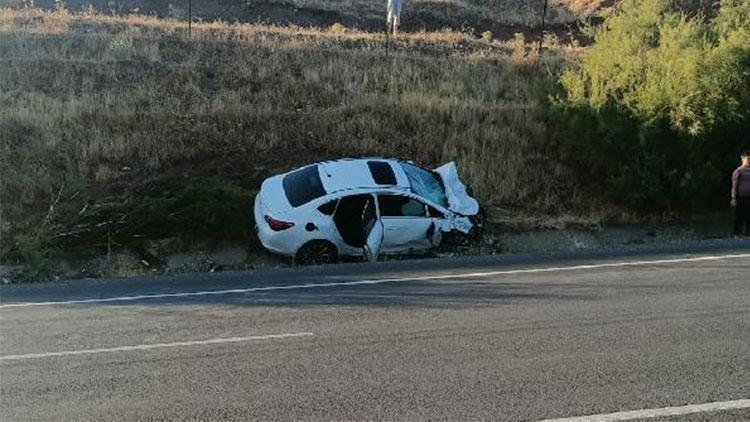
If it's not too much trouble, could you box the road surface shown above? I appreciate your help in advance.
[1,244,749,421]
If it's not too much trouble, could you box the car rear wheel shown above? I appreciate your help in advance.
[295,240,338,266]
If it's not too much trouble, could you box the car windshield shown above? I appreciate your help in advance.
[399,162,448,208]
[283,165,326,207]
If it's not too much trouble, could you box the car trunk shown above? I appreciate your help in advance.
[259,175,294,215]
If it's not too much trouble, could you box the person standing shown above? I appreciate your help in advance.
[387,0,402,35]
[731,149,750,236]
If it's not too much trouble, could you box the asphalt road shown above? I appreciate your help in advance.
[1,243,749,421]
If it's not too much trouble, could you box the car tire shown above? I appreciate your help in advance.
[294,240,338,266]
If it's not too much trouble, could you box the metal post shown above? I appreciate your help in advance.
[538,0,548,53]
[188,0,192,39]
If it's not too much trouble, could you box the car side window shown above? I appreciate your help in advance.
[317,199,338,216]
[378,195,427,217]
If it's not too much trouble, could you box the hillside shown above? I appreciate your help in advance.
[11,0,609,38]
[0,6,589,279]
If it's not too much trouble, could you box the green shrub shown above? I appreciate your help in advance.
[481,30,493,42]
[51,176,255,256]
[551,0,750,212]
[14,232,59,281]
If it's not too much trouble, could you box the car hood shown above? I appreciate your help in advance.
[434,162,479,216]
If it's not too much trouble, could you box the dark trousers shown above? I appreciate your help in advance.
[735,197,750,235]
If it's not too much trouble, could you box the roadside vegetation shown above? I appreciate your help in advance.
[0,5,580,279]
[2,0,746,280]
[13,0,600,34]
[549,0,750,212]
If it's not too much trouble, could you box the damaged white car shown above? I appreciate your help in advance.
[253,158,483,264]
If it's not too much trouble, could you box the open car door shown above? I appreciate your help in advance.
[361,197,383,263]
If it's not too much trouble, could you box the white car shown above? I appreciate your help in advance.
[253,158,483,264]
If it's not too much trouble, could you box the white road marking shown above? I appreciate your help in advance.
[0,332,314,361]
[1,253,749,309]
[538,399,750,421]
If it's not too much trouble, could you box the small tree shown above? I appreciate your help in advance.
[552,0,750,212]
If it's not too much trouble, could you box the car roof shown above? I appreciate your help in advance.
[317,158,411,195]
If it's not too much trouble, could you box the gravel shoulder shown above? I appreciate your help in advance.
[1,221,748,287]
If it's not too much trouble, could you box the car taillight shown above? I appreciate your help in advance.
[264,215,295,231]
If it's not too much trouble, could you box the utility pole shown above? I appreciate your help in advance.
[188,0,192,39]
[538,0,548,53]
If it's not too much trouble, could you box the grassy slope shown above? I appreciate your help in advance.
[0,7,585,274]
[13,0,603,34]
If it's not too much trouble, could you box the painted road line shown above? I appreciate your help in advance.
[1,253,749,309]
[0,332,314,361]
[538,399,750,421]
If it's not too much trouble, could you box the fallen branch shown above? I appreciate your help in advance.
[43,183,65,228]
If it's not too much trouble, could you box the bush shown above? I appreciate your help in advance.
[53,176,255,253]
[14,232,59,281]
[550,0,750,212]
[481,30,493,42]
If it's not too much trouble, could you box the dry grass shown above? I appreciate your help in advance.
[0,7,584,258]
[271,0,583,27]
[8,0,601,31]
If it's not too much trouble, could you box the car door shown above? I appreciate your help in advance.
[376,194,440,254]
[361,196,383,262]
[332,193,374,250]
